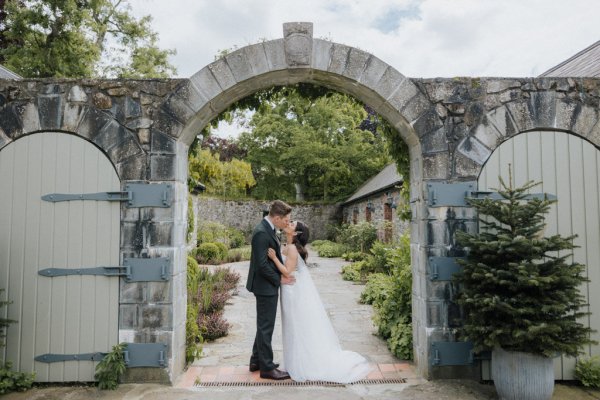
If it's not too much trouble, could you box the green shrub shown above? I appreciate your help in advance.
[335,222,378,253]
[226,245,252,263]
[186,304,203,363]
[227,228,246,249]
[214,242,228,260]
[370,233,413,360]
[342,251,367,262]
[95,343,126,390]
[341,262,364,282]
[0,362,34,394]
[310,239,330,249]
[197,222,246,249]
[575,357,600,388]
[360,273,394,305]
[316,241,347,258]
[196,242,224,264]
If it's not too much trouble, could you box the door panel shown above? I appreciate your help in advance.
[0,132,120,382]
[479,131,600,380]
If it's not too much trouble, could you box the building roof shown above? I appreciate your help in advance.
[343,163,403,205]
[539,40,600,78]
[0,65,22,79]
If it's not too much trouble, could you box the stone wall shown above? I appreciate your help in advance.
[194,196,341,241]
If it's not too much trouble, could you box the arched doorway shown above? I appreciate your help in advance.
[0,132,120,382]
[478,130,600,380]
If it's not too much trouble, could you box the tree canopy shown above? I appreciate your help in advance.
[0,0,176,78]
[234,85,393,202]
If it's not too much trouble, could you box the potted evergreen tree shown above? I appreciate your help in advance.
[454,176,593,400]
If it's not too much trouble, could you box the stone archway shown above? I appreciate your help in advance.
[155,22,445,379]
[1,22,599,383]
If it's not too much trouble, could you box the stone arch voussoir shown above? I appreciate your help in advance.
[0,82,148,181]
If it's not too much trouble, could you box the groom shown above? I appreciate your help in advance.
[246,200,294,380]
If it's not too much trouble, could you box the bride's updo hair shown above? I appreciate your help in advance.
[293,221,310,261]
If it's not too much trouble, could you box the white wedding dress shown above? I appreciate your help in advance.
[280,256,372,383]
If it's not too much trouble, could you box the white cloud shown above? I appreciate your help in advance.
[128,0,600,78]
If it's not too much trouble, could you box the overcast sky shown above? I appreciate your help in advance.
[127,0,600,79]
[126,0,600,137]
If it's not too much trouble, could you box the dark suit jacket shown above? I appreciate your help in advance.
[246,219,283,296]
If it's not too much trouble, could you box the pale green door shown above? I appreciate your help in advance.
[0,132,120,382]
[478,130,600,380]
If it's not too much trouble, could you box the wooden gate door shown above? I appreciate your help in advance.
[0,132,120,382]
[478,130,600,380]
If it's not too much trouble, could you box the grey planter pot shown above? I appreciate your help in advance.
[492,347,554,400]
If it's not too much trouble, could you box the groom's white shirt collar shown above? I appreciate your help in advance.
[264,216,275,231]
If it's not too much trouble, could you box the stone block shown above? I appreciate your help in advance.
[0,103,23,138]
[426,220,449,247]
[77,106,114,141]
[243,43,270,76]
[484,105,516,137]
[116,154,148,181]
[311,39,333,72]
[473,122,501,150]
[456,136,490,166]
[37,94,64,130]
[150,154,176,180]
[152,108,184,139]
[190,67,222,101]
[147,282,172,303]
[147,221,174,247]
[554,99,580,132]
[68,85,88,103]
[374,67,406,102]
[122,367,170,384]
[423,152,450,179]
[226,50,254,83]
[141,305,172,329]
[529,91,556,128]
[486,79,521,94]
[421,127,449,153]
[359,55,390,91]
[62,103,88,133]
[106,133,144,165]
[342,48,370,82]
[505,100,534,132]
[412,108,443,138]
[263,39,286,71]
[93,119,129,152]
[121,221,145,249]
[283,22,313,67]
[93,92,112,109]
[20,102,41,134]
[151,129,177,154]
[162,93,196,124]
[119,304,139,329]
[208,58,236,91]
[426,301,444,327]
[120,281,147,303]
[327,43,351,75]
[573,104,600,136]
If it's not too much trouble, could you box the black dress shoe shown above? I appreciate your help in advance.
[249,362,279,372]
[259,368,290,380]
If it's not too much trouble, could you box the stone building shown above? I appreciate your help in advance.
[341,163,408,242]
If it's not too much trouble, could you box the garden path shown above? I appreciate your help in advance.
[180,248,413,386]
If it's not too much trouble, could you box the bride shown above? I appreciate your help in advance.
[267,220,372,383]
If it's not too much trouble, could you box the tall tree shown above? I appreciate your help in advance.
[236,85,392,202]
[0,0,176,78]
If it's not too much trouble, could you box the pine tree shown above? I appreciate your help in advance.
[454,175,594,357]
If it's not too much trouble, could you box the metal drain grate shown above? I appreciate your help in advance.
[194,378,406,387]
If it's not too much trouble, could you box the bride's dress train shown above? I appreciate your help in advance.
[280,256,372,383]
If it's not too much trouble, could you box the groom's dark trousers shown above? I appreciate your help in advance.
[246,218,283,372]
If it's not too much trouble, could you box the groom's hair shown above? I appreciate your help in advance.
[269,200,292,217]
